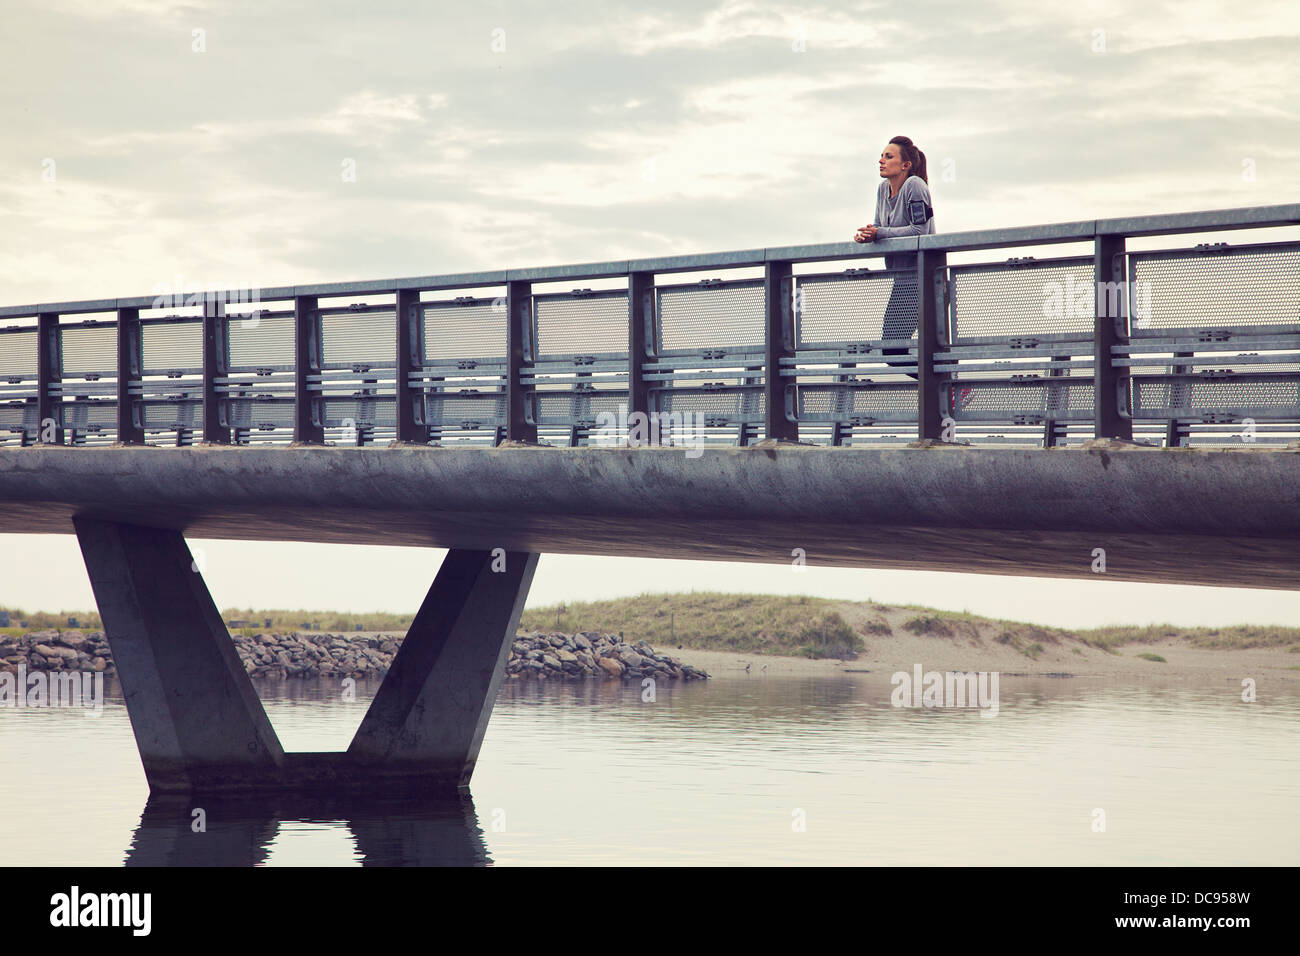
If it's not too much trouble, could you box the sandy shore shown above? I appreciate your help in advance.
[656,599,1300,685]
[251,618,1300,685]
[185,619,1300,686]
[664,641,1300,683]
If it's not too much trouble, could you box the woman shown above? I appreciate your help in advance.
[853,135,935,375]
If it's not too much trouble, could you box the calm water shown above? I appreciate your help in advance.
[1,673,1297,865]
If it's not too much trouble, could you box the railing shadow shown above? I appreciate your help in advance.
[124,790,490,866]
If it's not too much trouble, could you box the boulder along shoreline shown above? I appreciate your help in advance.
[0,629,710,682]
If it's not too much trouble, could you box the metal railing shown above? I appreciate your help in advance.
[2,203,1298,449]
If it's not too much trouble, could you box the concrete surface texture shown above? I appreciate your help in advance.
[0,442,1297,590]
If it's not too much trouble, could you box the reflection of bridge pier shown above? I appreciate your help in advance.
[126,792,488,866]
[76,517,536,796]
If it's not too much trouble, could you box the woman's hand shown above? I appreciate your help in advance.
[854,225,877,243]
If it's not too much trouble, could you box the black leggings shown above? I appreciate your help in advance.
[880,270,919,380]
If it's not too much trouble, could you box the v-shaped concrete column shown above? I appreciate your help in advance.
[74,518,538,795]
[348,548,539,786]
[73,518,286,793]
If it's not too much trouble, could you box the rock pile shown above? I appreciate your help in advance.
[505,631,708,681]
[0,629,709,682]
[0,630,113,674]
[233,632,399,679]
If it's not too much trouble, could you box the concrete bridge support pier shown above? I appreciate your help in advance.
[346,547,540,786]
[73,517,537,795]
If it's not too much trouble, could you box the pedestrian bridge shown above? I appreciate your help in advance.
[0,202,1296,796]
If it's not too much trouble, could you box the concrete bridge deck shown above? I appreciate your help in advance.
[3,440,1297,590]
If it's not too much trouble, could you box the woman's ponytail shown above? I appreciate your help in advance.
[890,135,928,184]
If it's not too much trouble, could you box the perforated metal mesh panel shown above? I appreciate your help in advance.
[651,388,765,422]
[142,401,203,430]
[425,392,506,428]
[142,321,202,372]
[797,272,917,344]
[59,325,116,375]
[657,282,764,351]
[1130,245,1300,333]
[322,396,396,428]
[536,293,628,355]
[62,400,116,432]
[951,260,1094,340]
[0,403,38,430]
[948,379,1095,419]
[321,312,395,368]
[315,372,396,438]
[228,315,294,368]
[1132,375,1300,417]
[795,384,917,421]
[423,302,506,360]
[0,329,38,376]
[229,398,294,428]
[1220,359,1298,372]
[138,373,203,397]
[531,390,629,425]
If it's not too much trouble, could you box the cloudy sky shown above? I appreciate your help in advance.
[2,0,1298,627]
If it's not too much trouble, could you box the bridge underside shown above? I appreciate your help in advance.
[4,501,1299,590]
[1,442,1298,590]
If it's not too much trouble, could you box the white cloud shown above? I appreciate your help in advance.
[1043,0,1300,52]
[39,0,214,19]
[613,1,887,54]
[311,91,446,136]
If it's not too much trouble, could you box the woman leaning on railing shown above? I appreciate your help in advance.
[853,135,936,377]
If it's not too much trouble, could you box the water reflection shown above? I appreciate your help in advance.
[3,669,1296,866]
[126,792,489,866]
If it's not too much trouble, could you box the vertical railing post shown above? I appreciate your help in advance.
[1094,234,1133,440]
[1165,351,1193,447]
[831,361,855,446]
[628,271,652,439]
[506,279,536,443]
[36,311,63,444]
[116,307,144,445]
[916,249,947,440]
[395,288,428,444]
[763,260,797,442]
[201,298,229,443]
[293,294,322,444]
[1043,353,1070,448]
